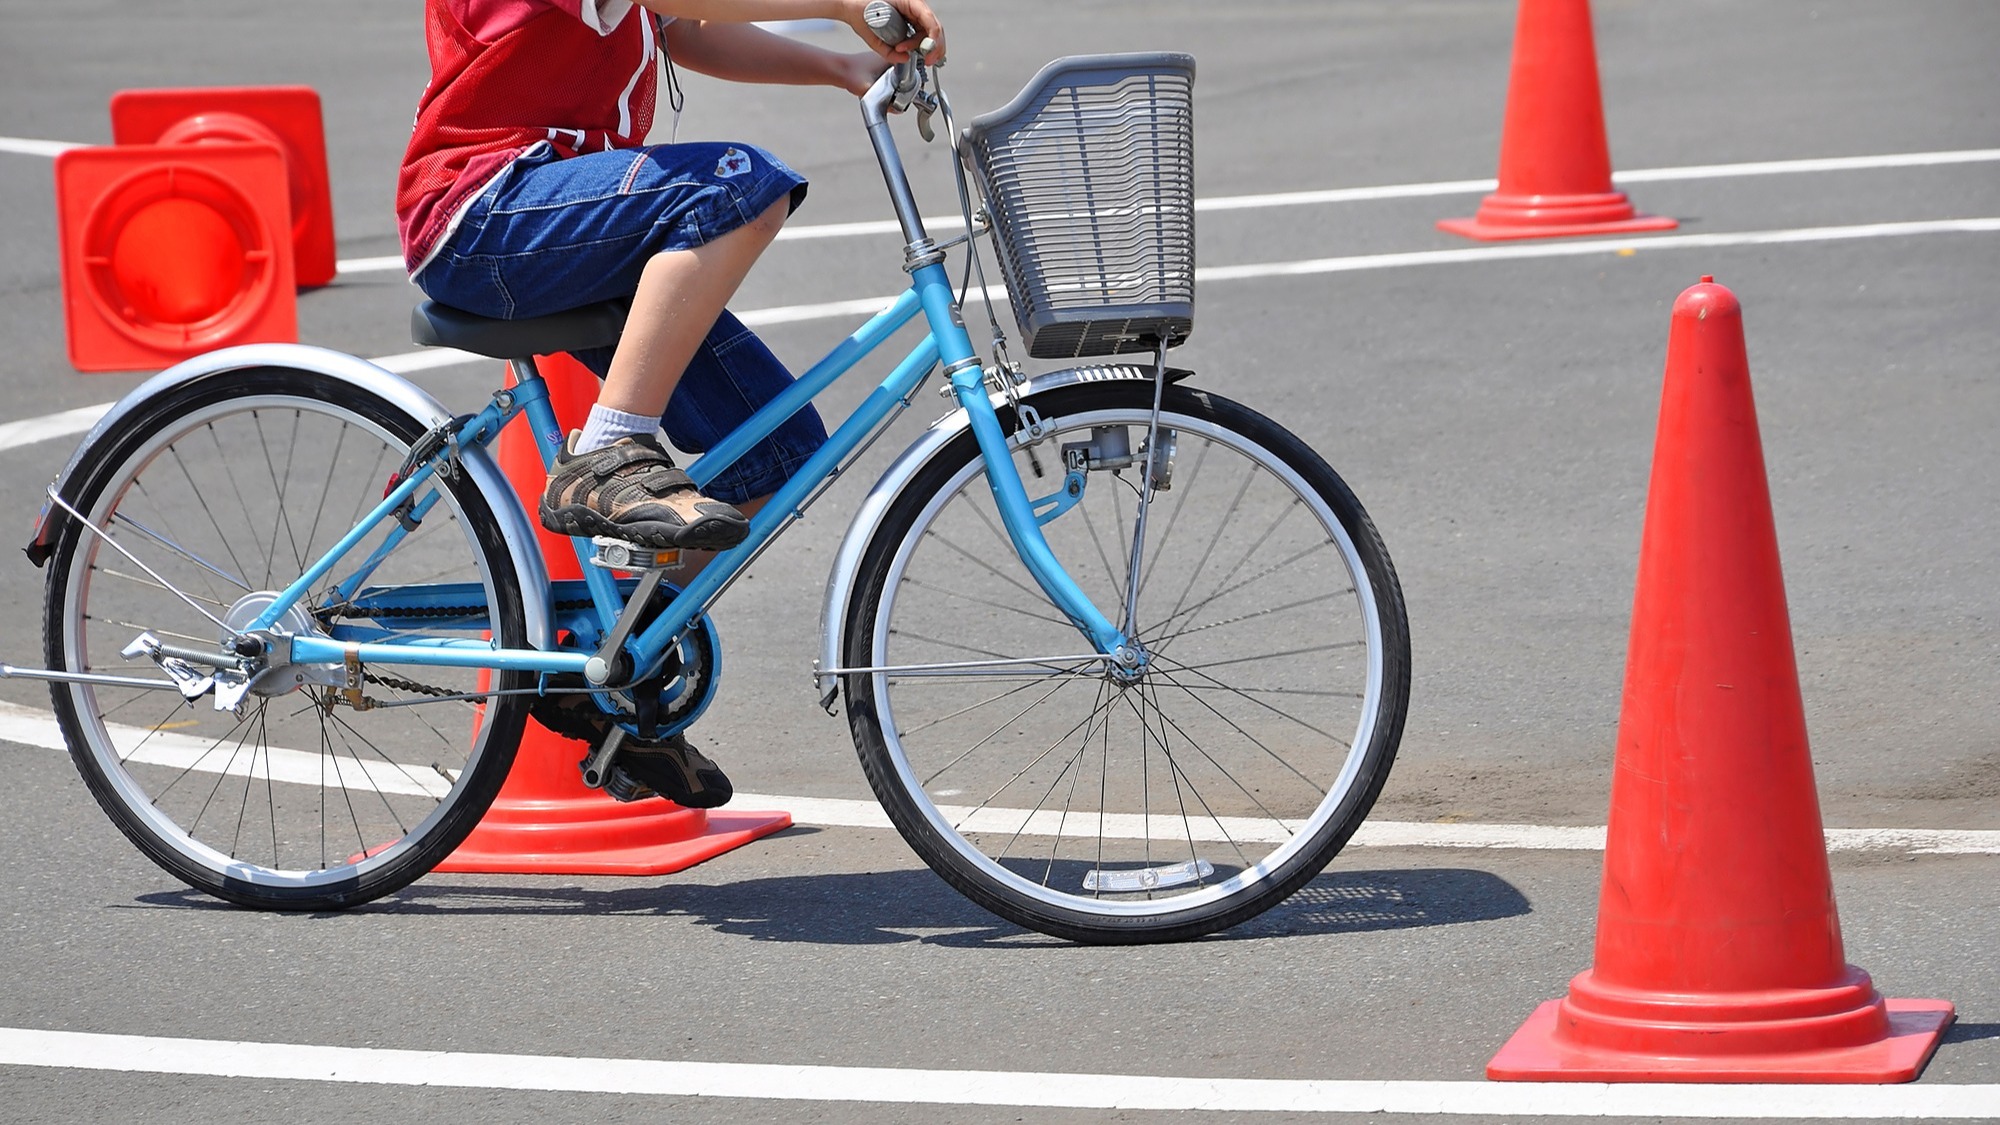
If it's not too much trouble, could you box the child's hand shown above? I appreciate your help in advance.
[842,0,946,66]
[835,51,896,98]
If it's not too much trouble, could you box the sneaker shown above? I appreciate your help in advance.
[607,732,734,809]
[539,431,749,550]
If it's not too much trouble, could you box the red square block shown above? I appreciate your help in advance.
[54,142,298,372]
[111,86,336,287]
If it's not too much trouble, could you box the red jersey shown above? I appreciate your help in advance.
[397,0,663,275]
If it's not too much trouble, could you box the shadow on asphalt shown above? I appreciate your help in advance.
[128,866,1531,947]
[1943,1021,2000,1044]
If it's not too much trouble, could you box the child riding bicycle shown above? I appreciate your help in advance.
[395,0,945,807]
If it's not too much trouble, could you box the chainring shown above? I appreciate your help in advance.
[530,600,720,744]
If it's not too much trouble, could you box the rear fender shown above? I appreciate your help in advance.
[24,343,553,651]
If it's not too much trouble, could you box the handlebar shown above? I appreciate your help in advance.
[858,2,952,261]
[861,0,915,47]
[861,1,934,114]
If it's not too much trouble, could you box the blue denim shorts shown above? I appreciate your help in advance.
[416,142,824,504]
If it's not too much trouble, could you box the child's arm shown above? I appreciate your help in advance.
[642,0,946,68]
[663,18,888,97]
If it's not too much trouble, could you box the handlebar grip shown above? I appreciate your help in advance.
[862,0,915,46]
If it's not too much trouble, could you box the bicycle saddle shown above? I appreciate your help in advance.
[411,298,629,359]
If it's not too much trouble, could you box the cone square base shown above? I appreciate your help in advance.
[433,807,793,876]
[1436,211,1678,242]
[1487,997,1956,1083]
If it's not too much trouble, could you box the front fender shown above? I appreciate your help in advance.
[814,362,1186,708]
[24,343,553,652]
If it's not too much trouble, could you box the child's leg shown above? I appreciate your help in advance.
[596,196,791,421]
[543,194,796,549]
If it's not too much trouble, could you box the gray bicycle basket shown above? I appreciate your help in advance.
[962,53,1195,360]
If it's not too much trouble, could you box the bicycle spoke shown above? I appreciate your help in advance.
[1148,519,1321,648]
[895,668,1083,743]
[1134,677,1257,871]
[167,444,255,590]
[1121,686,1287,848]
[111,510,249,593]
[898,574,1071,630]
[1152,657,1350,764]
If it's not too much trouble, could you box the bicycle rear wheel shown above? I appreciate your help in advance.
[43,367,531,909]
[843,380,1410,943]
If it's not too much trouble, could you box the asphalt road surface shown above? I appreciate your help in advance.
[1,2,1996,1122]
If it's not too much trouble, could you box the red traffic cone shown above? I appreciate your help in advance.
[53,142,297,372]
[434,355,791,874]
[111,86,338,288]
[1487,279,1953,1081]
[1438,0,1675,241]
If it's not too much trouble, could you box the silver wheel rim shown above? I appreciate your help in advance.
[867,403,1385,918]
[59,393,509,889]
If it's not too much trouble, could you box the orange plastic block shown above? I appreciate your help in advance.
[111,86,337,287]
[54,142,297,373]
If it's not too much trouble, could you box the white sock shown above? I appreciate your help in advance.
[575,405,661,454]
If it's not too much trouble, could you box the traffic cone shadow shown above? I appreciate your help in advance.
[1438,0,1675,241]
[1487,278,1953,1081]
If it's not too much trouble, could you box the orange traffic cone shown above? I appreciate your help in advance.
[54,142,297,372]
[1487,278,1954,1081]
[1438,0,1675,241]
[434,354,791,874]
[111,87,338,287]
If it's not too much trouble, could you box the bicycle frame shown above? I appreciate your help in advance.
[265,265,1130,692]
[232,61,1135,703]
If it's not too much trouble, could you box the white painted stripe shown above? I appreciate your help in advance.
[0,136,83,157]
[0,701,447,798]
[5,702,1994,853]
[730,216,2000,329]
[1195,217,2000,282]
[370,346,485,374]
[0,1028,1991,1116]
[333,254,406,277]
[8,218,1995,454]
[0,402,110,449]
[7,133,1995,268]
[317,145,2000,270]
[1614,147,2000,184]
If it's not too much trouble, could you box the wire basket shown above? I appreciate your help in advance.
[962,53,1196,360]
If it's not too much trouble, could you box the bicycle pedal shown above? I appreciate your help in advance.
[590,536,680,572]
[599,765,657,804]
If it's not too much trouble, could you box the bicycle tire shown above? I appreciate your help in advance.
[44,367,531,910]
[843,380,1410,943]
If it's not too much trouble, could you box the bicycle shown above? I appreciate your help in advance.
[16,24,1410,944]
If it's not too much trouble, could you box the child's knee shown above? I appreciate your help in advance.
[746,195,790,238]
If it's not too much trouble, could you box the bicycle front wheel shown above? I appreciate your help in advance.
[843,380,1410,942]
[43,367,531,910]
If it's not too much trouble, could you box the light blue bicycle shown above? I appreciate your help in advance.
[22,31,1409,943]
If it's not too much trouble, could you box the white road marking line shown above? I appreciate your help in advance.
[334,254,405,276]
[0,1028,1992,1116]
[7,135,1997,272]
[310,145,2000,268]
[0,403,112,450]
[1195,217,2000,282]
[8,216,1996,453]
[4,702,1993,853]
[0,136,83,157]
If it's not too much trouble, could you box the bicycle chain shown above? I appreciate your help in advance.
[322,595,713,731]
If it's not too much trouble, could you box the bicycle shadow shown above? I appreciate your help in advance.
[131,862,1531,947]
